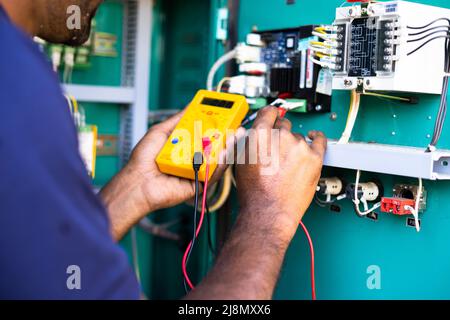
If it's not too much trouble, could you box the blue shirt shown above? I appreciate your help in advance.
[0,7,140,299]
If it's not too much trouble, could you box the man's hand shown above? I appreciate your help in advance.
[236,106,327,247]
[100,111,241,241]
[186,107,326,300]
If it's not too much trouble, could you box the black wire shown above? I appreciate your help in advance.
[407,35,450,56]
[408,25,450,37]
[405,18,450,150]
[427,35,449,150]
[183,170,200,293]
[407,30,450,43]
[407,18,450,30]
[205,204,217,257]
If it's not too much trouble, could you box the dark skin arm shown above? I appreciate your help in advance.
[186,107,327,300]
[100,111,243,241]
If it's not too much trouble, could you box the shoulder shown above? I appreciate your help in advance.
[0,14,78,149]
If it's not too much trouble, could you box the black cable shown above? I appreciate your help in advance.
[205,204,216,257]
[407,17,450,30]
[184,152,203,293]
[407,35,450,56]
[407,30,450,43]
[408,25,450,37]
[427,35,449,151]
[405,19,450,150]
[183,170,200,293]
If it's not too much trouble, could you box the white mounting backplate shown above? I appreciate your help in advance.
[332,0,450,94]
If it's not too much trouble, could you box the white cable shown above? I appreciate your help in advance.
[352,170,381,216]
[339,90,361,144]
[206,49,238,91]
[353,169,361,209]
[312,31,337,41]
[310,56,336,69]
[404,206,420,232]
[415,178,423,215]
[308,46,339,56]
[404,177,423,232]
[309,46,329,54]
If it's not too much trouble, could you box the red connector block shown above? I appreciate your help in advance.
[381,197,416,215]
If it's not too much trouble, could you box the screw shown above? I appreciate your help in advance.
[391,131,396,136]
[299,124,303,129]
[428,116,432,120]
[366,79,371,86]
[344,79,353,86]
[393,114,397,118]
[427,134,431,138]
[349,8,353,15]
[330,112,338,121]
[315,105,323,112]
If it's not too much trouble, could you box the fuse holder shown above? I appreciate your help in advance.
[381,197,416,215]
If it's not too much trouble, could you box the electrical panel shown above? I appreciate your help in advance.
[230,26,333,113]
[328,1,450,93]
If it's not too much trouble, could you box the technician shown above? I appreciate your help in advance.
[0,0,327,299]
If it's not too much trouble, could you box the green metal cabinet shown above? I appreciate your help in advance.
[237,0,450,300]
[77,0,450,299]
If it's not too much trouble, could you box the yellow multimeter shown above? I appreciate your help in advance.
[156,90,249,181]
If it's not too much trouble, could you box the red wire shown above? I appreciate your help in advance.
[299,220,316,300]
[182,157,211,290]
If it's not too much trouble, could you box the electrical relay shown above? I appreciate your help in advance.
[228,25,332,113]
[327,1,450,94]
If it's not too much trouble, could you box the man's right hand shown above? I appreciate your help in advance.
[235,106,327,247]
[186,106,327,300]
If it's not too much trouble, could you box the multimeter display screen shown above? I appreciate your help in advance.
[201,97,234,109]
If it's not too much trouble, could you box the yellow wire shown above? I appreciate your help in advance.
[207,167,233,212]
[310,41,330,48]
[70,95,79,114]
[216,77,232,92]
[345,90,356,127]
[363,91,411,102]
[314,27,327,34]
[315,52,331,59]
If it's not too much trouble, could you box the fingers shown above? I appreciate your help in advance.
[152,109,186,136]
[212,127,245,184]
[308,130,327,157]
[252,106,279,129]
[274,117,292,131]
[293,133,306,142]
